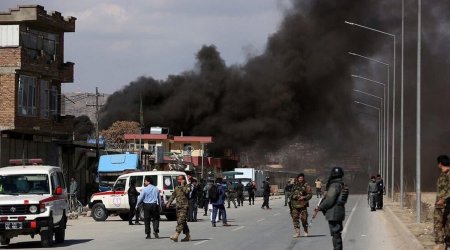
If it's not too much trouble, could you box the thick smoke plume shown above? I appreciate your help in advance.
[100,0,450,191]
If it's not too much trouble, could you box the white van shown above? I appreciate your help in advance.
[89,171,188,221]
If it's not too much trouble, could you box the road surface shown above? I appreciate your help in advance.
[2,195,410,249]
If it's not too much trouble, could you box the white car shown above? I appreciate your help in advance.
[89,171,188,221]
[0,161,68,247]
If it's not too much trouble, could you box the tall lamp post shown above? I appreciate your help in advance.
[346,21,396,200]
[352,74,388,195]
[353,89,383,174]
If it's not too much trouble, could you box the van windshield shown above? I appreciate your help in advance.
[0,174,50,195]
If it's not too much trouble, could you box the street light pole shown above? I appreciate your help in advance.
[416,0,422,223]
[400,0,405,210]
[346,21,396,199]
[352,74,388,195]
[353,89,383,174]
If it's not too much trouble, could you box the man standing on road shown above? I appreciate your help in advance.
[290,173,312,237]
[284,180,293,206]
[315,178,322,198]
[166,175,191,242]
[128,179,141,225]
[210,177,230,227]
[433,155,450,250]
[261,177,271,209]
[248,181,256,205]
[70,177,78,196]
[367,176,378,212]
[136,176,161,239]
[226,181,237,208]
[203,180,213,216]
[236,180,245,207]
[315,167,347,250]
[375,174,384,209]
[188,178,198,222]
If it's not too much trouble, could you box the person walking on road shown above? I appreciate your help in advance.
[375,174,384,209]
[315,167,347,250]
[367,176,378,212]
[210,177,230,227]
[226,181,237,208]
[290,173,312,237]
[203,180,213,216]
[127,179,141,225]
[315,178,322,198]
[284,180,293,206]
[188,178,198,222]
[166,175,191,242]
[433,155,450,250]
[136,176,161,239]
[261,177,271,209]
[247,181,256,205]
[236,180,245,206]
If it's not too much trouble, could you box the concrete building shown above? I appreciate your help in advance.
[0,5,75,167]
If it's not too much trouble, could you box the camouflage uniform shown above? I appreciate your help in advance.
[168,184,191,234]
[290,180,313,233]
[434,171,450,244]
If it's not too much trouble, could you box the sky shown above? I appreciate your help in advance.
[0,0,291,94]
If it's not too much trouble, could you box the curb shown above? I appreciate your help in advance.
[384,205,425,250]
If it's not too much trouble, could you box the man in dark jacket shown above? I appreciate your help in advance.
[188,178,198,222]
[261,177,271,209]
[316,167,346,250]
[375,174,384,209]
[210,178,231,227]
[127,179,140,225]
[236,180,245,206]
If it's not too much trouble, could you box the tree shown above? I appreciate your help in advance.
[73,115,95,141]
[100,121,140,151]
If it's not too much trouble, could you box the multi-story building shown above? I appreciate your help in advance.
[0,5,76,167]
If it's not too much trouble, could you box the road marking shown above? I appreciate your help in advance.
[273,213,280,216]
[130,228,144,232]
[232,226,245,231]
[342,196,360,239]
[257,218,265,222]
[194,239,212,245]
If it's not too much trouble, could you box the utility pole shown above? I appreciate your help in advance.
[87,87,104,161]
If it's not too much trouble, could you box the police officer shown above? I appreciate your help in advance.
[226,181,237,208]
[315,167,346,250]
[166,175,191,242]
[433,155,450,249]
[290,173,312,237]
[375,174,384,209]
[367,176,378,211]
[236,180,245,206]
[261,177,271,209]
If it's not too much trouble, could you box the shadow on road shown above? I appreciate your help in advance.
[2,239,93,248]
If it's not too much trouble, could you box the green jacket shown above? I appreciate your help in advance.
[289,181,312,208]
[168,185,191,209]
[319,178,345,221]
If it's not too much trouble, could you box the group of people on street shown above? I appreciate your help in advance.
[367,174,385,211]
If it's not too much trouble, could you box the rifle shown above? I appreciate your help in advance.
[309,196,325,226]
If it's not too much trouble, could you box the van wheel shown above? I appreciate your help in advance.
[41,218,54,247]
[92,203,108,221]
[0,236,10,245]
[54,214,66,244]
[119,213,129,221]
[166,214,177,221]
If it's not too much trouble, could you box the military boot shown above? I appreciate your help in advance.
[293,228,301,238]
[169,232,180,242]
[180,233,191,242]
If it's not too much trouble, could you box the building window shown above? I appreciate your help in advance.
[20,29,58,59]
[18,75,37,116]
[40,80,49,118]
[50,86,58,117]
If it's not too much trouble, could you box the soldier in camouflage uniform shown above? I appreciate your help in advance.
[433,155,450,250]
[166,175,191,242]
[289,173,313,238]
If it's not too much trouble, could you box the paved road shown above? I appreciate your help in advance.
[2,195,410,249]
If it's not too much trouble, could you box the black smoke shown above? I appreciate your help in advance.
[99,0,450,191]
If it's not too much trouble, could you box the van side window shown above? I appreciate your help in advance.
[144,175,158,186]
[50,173,59,194]
[130,176,143,187]
[172,176,179,188]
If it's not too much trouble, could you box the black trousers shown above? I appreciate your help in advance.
[262,194,270,208]
[328,221,343,250]
[143,203,160,234]
[129,201,139,223]
[188,199,198,220]
[248,193,255,204]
